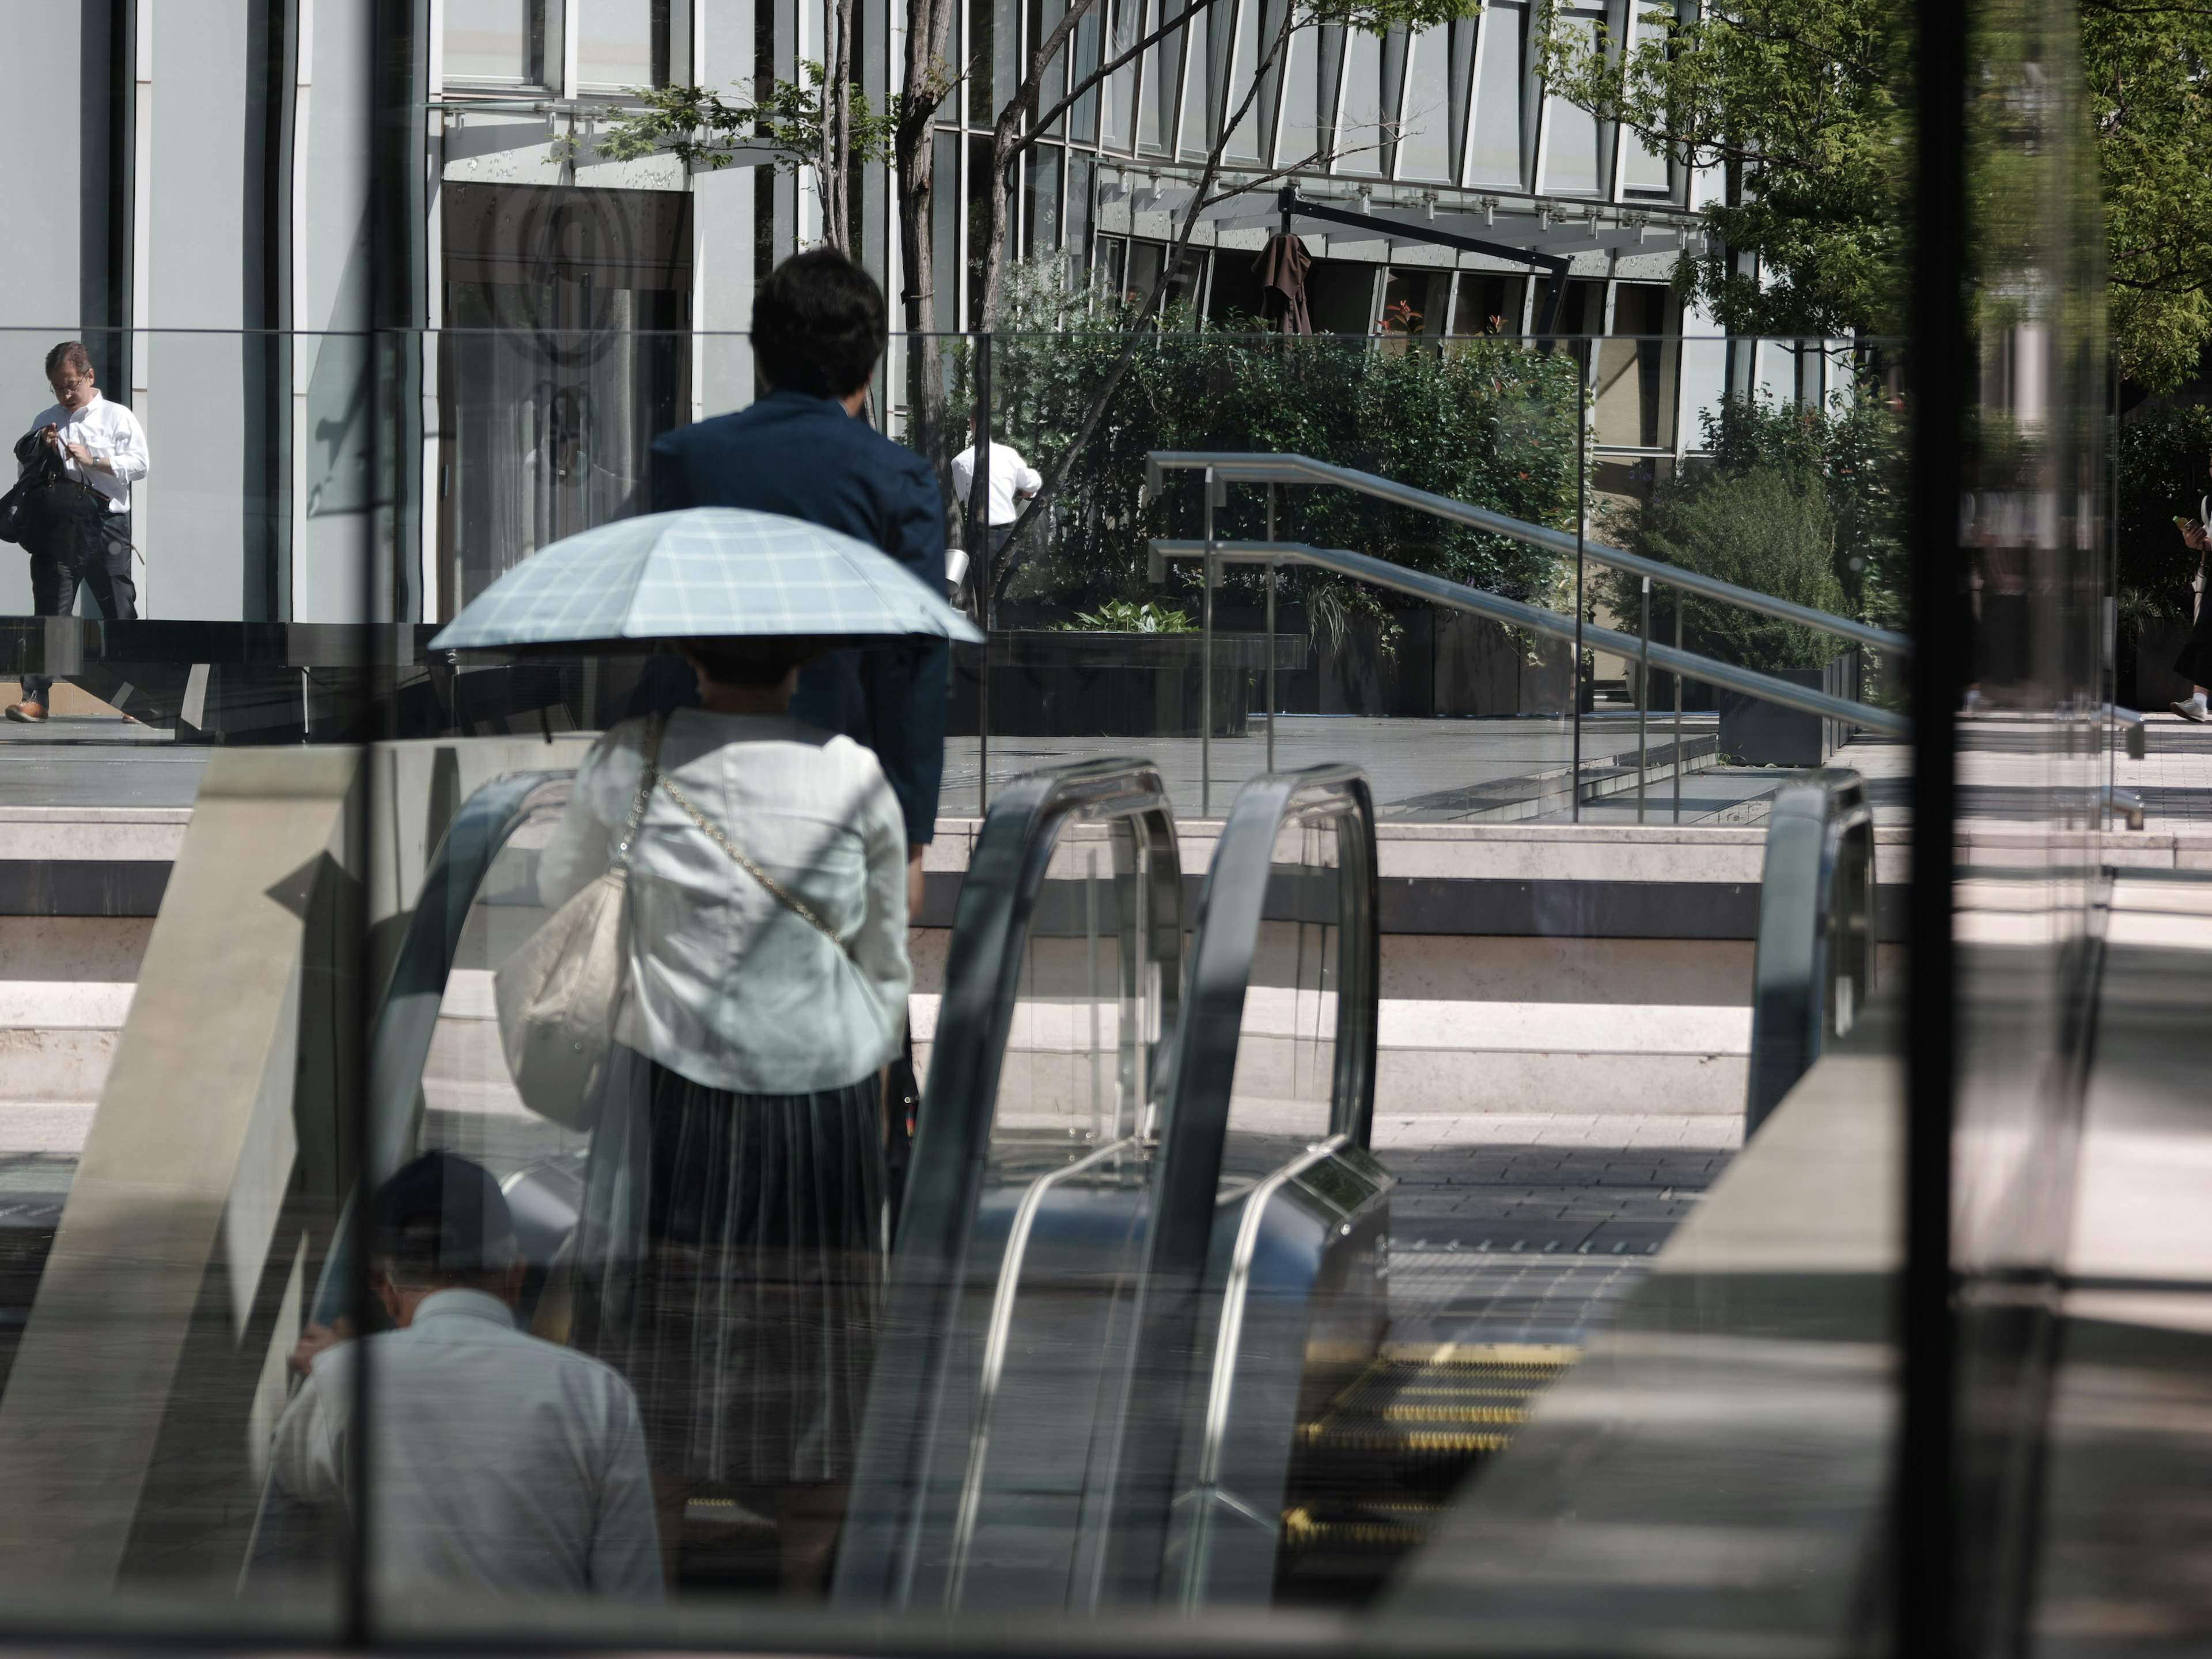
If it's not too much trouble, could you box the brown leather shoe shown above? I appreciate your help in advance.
[3,702,47,724]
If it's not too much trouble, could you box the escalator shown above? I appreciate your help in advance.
[834,760,1400,1612]
[332,753,1566,1609]
[358,754,1421,1608]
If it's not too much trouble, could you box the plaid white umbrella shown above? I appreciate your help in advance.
[427,507,983,649]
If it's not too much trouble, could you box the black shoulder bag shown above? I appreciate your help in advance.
[0,430,68,550]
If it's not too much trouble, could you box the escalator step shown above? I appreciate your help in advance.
[1273,1343,1587,1604]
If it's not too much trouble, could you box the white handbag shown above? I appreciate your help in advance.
[494,717,665,1130]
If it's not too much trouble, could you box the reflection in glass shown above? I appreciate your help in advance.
[1224,818,1343,1141]
[445,0,544,84]
[1101,0,1139,147]
[1276,28,1321,164]
[438,183,692,608]
[1619,15,1670,192]
[1224,0,1265,161]
[1396,26,1453,182]
[1140,0,1169,152]
[1025,146,1064,260]
[1336,27,1385,173]
[577,0,657,88]
[1464,3,1523,188]
[1177,6,1214,157]
[1539,16,1601,195]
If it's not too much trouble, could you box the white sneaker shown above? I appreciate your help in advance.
[2173,698,2209,724]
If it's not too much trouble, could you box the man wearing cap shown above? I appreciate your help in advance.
[268,1153,662,1600]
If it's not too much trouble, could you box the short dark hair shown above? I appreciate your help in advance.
[45,342,93,381]
[369,1152,518,1290]
[679,635,832,688]
[752,250,886,400]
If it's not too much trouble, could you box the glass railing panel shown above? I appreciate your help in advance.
[837,760,1182,1615]
[915,815,1172,1609]
[1222,809,1347,1145]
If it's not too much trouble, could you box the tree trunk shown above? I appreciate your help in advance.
[897,0,961,512]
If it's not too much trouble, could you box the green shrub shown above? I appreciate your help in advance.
[1638,466,1850,671]
[952,260,1581,630]
[1059,600,1194,633]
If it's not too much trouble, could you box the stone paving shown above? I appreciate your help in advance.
[1370,1112,1741,1346]
[941,712,1787,826]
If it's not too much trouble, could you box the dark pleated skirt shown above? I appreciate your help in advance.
[571,1050,885,1488]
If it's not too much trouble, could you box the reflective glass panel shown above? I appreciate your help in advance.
[1464,3,1524,188]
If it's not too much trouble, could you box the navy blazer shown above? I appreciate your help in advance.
[649,390,950,846]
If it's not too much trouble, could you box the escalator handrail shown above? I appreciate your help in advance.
[311,768,571,1327]
[1745,766,1874,1135]
[366,770,573,1183]
[1097,765,1380,1605]
[837,756,1184,1610]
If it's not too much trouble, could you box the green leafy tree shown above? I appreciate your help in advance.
[1600,389,1900,671]
[1532,0,1905,337]
[597,64,897,254]
[2080,0,2212,389]
[1636,468,1850,671]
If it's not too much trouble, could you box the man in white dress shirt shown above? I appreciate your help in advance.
[8,342,147,723]
[268,1153,664,1604]
[949,415,1043,608]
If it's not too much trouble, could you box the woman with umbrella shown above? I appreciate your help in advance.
[431,506,981,1593]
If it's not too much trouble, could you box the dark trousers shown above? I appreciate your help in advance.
[24,509,136,707]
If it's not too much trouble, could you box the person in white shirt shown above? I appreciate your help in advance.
[536,633,911,1593]
[9,341,147,724]
[949,416,1042,608]
[268,1152,663,1604]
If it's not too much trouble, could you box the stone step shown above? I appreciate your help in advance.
[0,983,136,1104]
[911,994,1750,1117]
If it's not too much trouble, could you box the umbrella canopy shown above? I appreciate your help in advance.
[427,507,983,650]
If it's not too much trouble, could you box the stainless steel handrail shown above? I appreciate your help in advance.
[1151,538,1908,738]
[1145,449,1911,658]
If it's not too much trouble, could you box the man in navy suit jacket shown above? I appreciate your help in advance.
[648,251,949,899]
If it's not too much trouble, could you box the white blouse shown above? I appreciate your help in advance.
[537,711,911,1095]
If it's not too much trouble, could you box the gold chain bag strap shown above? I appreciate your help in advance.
[494,715,666,1130]
[654,770,856,961]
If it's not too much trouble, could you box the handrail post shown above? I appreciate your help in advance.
[1572,346,1587,823]
[1673,593,1684,824]
[1202,465,1215,819]
[1266,486,1278,775]
[1637,575,1650,824]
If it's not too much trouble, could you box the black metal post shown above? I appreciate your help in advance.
[1266,483,1278,774]
[974,331,991,815]
[1572,342,1588,823]
[1637,575,1650,824]
[1902,0,1967,1641]
[1673,597,1684,824]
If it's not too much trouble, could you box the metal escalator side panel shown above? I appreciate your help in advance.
[833,759,1181,1612]
[1096,766,1381,1608]
[1169,1144,1393,1607]
[943,1134,1140,1601]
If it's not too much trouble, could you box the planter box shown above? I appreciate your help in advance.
[949,631,1309,738]
[1717,656,1858,766]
